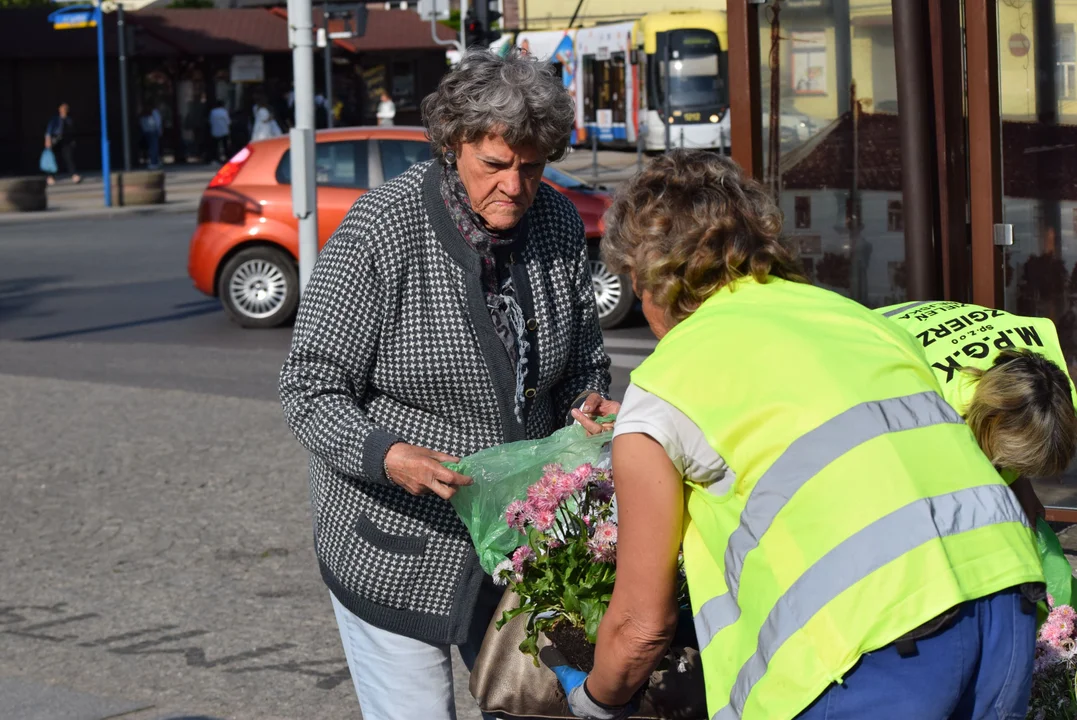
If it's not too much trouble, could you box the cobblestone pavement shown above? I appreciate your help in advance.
[0,213,653,719]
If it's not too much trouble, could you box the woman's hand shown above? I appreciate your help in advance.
[384,443,471,500]
[571,393,621,436]
[539,648,637,720]
[1010,476,1045,526]
[44,135,51,149]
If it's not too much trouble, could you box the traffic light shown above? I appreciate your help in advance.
[464,9,485,48]
[468,0,501,48]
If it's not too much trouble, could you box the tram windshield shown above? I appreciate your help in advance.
[653,29,727,112]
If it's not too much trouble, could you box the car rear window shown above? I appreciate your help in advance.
[379,139,432,182]
[276,140,370,188]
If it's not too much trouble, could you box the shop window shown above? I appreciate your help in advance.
[391,61,418,110]
[888,200,904,232]
[1058,25,1077,100]
[794,196,811,229]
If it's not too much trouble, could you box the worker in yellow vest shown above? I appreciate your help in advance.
[545,151,1045,720]
[877,300,1077,523]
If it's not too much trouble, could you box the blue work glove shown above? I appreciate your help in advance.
[540,647,638,720]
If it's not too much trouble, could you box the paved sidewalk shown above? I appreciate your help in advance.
[0,165,216,225]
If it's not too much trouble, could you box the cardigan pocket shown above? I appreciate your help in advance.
[350,513,428,608]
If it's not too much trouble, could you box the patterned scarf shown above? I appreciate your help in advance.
[440,163,530,423]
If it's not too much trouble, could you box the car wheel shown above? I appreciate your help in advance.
[218,246,298,329]
[590,256,634,330]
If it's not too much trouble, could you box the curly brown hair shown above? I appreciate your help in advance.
[601,150,806,325]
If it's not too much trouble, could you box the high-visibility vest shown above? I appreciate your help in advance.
[877,300,1076,416]
[631,278,1043,720]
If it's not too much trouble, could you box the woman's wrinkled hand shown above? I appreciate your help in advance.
[384,443,471,500]
[571,393,621,436]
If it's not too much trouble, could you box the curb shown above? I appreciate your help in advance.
[0,199,199,226]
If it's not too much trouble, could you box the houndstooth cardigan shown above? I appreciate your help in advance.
[280,160,612,645]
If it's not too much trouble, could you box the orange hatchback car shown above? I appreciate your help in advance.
[187,126,633,330]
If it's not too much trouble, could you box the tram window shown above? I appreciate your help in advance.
[611,53,626,124]
[582,55,596,123]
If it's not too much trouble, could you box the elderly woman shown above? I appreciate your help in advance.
[279,48,615,718]
[549,151,1043,720]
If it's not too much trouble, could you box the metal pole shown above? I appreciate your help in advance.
[323,3,334,129]
[663,37,671,152]
[636,122,643,171]
[892,0,937,300]
[289,0,319,293]
[459,0,468,49]
[96,0,111,207]
[117,3,131,172]
[591,130,598,182]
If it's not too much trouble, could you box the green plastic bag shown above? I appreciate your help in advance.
[448,424,612,575]
[1037,517,1077,607]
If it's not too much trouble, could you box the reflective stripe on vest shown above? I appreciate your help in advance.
[709,482,1025,720]
[880,300,930,318]
[693,390,963,651]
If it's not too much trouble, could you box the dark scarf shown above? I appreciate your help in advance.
[439,163,518,296]
[440,162,529,423]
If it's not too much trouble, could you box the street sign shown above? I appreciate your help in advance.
[324,3,368,38]
[417,0,449,22]
[230,54,265,83]
[1009,33,1031,57]
[53,10,95,28]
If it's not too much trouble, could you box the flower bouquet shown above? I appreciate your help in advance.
[1028,596,1077,720]
[492,461,620,669]
[457,448,704,719]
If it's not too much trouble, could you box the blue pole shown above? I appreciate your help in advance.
[95,1,111,208]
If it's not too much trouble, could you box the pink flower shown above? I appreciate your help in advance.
[572,463,596,484]
[1054,605,1077,625]
[512,545,534,575]
[1039,619,1069,646]
[553,472,581,501]
[505,500,527,531]
[592,521,618,546]
[1048,593,1056,609]
[588,540,616,563]
[527,477,561,513]
[531,509,557,532]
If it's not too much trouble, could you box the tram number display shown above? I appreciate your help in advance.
[596,46,611,61]
[683,112,702,122]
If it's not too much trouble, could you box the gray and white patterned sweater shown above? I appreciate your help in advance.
[279,161,612,644]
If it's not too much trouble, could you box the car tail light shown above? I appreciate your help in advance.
[208,146,253,188]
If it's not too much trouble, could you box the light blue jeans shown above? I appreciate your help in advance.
[331,583,501,720]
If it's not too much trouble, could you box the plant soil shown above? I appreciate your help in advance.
[546,621,595,672]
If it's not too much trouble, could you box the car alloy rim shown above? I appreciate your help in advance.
[229,259,288,319]
[589,259,623,318]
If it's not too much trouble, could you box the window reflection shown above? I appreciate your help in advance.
[761,0,905,308]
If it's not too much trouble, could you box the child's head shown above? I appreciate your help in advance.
[601,149,804,335]
[965,348,1077,478]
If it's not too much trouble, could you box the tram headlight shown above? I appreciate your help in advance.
[710,114,720,123]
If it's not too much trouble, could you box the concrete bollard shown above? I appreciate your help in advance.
[0,176,47,212]
[110,169,166,207]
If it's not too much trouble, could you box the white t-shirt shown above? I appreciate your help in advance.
[613,383,734,495]
[209,107,231,138]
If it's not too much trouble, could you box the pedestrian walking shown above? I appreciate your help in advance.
[279,48,614,720]
[547,150,1044,720]
[209,100,232,162]
[139,107,162,169]
[376,91,396,126]
[249,105,281,142]
[44,102,80,185]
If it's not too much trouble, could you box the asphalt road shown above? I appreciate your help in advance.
[0,213,657,720]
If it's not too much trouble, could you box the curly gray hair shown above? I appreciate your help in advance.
[421,47,575,163]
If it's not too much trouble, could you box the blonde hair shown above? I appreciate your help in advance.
[964,349,1077,478]
[601,150,806,326]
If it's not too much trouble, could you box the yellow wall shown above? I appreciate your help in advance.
[520,0,725,30]
[997,0,1077,120]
